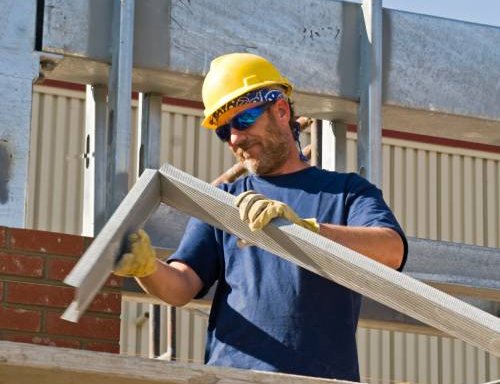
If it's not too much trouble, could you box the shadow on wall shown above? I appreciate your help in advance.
[0,141,11,204]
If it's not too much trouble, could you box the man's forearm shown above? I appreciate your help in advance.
[318,224,404,269]
[136,260,203,306]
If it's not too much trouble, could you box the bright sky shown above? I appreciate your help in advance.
[350,0,500,27]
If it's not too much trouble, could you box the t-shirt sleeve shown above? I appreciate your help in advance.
[345,174,408,271]
[167,216,223,298]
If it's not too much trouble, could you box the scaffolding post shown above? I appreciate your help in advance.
[137,91,164,358]
[138,93,162,174]
[358,0,383,186]
[106,0,135,220]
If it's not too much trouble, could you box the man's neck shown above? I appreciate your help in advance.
[258,158,310,177]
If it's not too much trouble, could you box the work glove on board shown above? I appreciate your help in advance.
[235,190,320,233]
[113,229,158,277]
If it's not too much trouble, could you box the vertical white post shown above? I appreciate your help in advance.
[310,119,322,168]
[83,85,108,236]
[358,0,383,186]
[333,121,347,172]
[321,121,347,172]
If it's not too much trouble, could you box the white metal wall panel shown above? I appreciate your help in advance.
[159,106,234,183]
[27,86,85,234]
[119,299,150,358]
[356,327,500,384]
[345,132,500,247]
[27,88,236,235]
[174,306,207,365]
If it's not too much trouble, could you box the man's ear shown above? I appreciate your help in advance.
[275,99,290,120]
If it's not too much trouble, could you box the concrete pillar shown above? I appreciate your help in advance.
[0,0,40,227]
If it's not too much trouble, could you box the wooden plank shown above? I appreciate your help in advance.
[0,341,359,384]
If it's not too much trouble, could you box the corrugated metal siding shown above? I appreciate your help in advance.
[345,132,500,247]
[159,106,235,182]
[345,133,500,382]
[120,300,151,358]
[27,86,85,234]
[174,307,207,365]
[28,87,233,234]
[29,86,500,383]
[356,327,500,384]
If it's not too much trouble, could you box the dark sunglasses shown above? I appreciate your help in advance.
[215,102,274,142]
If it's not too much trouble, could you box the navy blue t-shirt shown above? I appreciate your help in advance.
[168,167,407,381]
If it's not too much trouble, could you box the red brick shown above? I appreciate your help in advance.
[0,227,6,248]
[104,274,123,288]
[0,305,41,331]
[6,282,120,313]
[6,282,74,308]
[45,311,120,340]
[0,252,44,277]
[47,258,76,281]
[0,281,3,300]
[88,291,121,314]
[48,257,123,288]
[2,333,81,349]
[10,228,84,257]
[84,341,120,353]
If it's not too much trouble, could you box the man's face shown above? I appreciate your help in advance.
[228,104,291,175]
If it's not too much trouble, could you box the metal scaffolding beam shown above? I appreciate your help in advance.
[40,0,500,146]
[62,169,161,322]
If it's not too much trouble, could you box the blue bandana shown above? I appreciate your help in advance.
[210,88,284,127]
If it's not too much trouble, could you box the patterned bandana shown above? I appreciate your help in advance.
[209,88,285,127]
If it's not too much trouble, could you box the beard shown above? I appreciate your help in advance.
[232,116,291,175]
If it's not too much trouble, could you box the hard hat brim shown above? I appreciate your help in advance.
[202,81,292,129]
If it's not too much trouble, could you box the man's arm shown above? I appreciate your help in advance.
[136,260,203,307]
[234,190,405,270]
[114,230,203,307]
[319,224,404,269]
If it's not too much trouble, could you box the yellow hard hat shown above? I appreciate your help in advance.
[201,53,293,129]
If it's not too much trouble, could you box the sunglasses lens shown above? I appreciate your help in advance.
[215,124,230,142]
[215,103,272,142]
[232,106,265,129]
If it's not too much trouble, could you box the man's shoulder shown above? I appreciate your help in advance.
[217,175,250,193]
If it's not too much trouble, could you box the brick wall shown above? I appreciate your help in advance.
[0,226,122,352]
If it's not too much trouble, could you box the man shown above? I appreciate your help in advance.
[115,52,407,381]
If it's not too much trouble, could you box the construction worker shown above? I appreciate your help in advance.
[115,52,407,382]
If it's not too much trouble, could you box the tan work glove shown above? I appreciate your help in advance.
[235,190,320,233]
[113,229,158,277]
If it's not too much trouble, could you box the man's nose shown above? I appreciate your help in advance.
[228,127,247,146]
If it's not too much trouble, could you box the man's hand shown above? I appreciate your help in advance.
[113,229,158,277]
[235,190,320,233]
